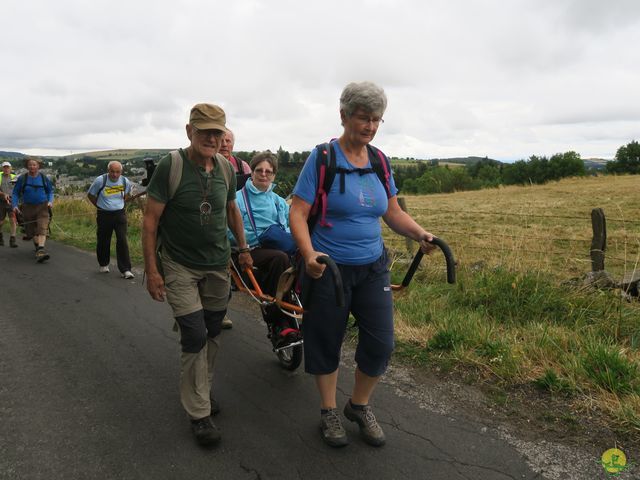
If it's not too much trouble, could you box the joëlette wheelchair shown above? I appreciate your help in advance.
[229,237,456,371]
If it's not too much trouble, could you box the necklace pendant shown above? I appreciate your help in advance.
[199,201,212,226]
[199,201,212,214]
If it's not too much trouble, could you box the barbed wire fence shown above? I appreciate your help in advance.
[382,200,640,281]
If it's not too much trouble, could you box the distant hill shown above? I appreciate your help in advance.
[0,151,26,159]
[432,156,501,165]
[583,158,609,170]
[63,149,171,161]
[431,156,610,171]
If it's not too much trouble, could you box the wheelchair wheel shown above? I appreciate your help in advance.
[271,316,303,371]
[276,342,303,371]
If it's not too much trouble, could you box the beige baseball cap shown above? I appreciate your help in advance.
[189,103,227,131]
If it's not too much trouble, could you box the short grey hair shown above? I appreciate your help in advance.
[339,81,387,117]
[107,161,123,171]
[250,151,278,174]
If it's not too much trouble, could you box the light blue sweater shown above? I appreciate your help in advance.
[229,181,290,247]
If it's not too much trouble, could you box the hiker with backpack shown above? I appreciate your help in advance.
[12,157,55,263]
[218,129,252,329]
[0,161,18,248]
[219,129,251,189]
[289,81,437,448]
[87,161,135,279]
[142,103,253,448]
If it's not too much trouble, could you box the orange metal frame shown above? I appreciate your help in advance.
[230,266,305,314]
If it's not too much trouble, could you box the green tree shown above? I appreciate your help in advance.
[606,140,640,174]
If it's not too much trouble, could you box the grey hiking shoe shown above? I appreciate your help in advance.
[9,236,17,248]
[343,401,386,446]
[35,248,50,263]
[221,315,233,329]
[190,416,221,446]
[320,408,348,447]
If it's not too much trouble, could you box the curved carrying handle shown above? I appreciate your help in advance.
[302,255,345,308]
[401,237,456,287]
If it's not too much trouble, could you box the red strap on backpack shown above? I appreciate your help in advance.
[310,149,333,228]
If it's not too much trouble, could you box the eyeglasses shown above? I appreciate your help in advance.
[193,126,225,138]
[353,114,384,126]
[254,168,275,176]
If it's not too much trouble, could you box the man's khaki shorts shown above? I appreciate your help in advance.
[21,203,50,237]
[0,203,15,222]
[160,250,230,317]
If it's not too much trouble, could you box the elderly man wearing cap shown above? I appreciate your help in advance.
[217,129,251,330]
[0,161,18,248]
[142,103,253,447]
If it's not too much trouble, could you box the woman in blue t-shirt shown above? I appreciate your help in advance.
[290,81,437,448]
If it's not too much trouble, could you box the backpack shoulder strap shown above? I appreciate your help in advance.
[39,172,52,195]
[19,173,29,196]
[95,173,109,198]
[367,144,393,198]
[168,150,184,200]
[215,153,233,192]
[308,142,337,232]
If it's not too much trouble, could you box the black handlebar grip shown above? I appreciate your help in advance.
[301,255,345,309]
[401,237,456,287]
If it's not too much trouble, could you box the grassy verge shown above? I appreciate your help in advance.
[390,259,640,438]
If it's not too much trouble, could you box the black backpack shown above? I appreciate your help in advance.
[307,142,393,232]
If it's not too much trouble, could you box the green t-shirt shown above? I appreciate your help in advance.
[147,149,236,270]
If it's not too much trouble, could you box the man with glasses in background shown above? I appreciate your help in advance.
[87,161,134,278]
[142,103,252,447]
[218,128,251,329]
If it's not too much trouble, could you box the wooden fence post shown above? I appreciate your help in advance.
[590,208,606,272]
[397,197,414,254]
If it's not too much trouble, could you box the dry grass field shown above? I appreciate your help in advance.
[384,174,640,280]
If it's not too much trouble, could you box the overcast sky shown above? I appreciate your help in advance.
[1,0,638,161]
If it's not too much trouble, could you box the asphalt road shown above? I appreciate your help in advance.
[0,240,615,479]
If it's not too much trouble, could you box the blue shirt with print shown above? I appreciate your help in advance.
[293,141,398,265]
[87,175,132,211]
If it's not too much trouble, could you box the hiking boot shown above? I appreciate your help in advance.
[122,270,134,279]
[320,408,348,447]
[190,416,221,446]
[99,266,110,273]
[221,316,233,329]
[9,236,17,248]
[0,233,4,246]
[35,249,50,263]
[210,396,221,416]
[343,401,386,446]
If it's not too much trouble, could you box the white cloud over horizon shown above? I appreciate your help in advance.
[1,0,638,160]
